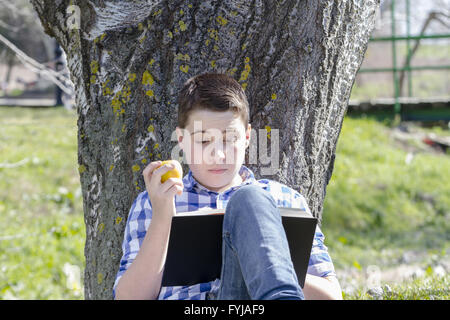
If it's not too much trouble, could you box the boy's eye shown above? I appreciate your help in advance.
[224,135,239,143]
[196,134,239,145]
[193,136,210,144]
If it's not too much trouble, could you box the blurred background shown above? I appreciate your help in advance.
[0,0,448,299]
[0,0,74,109]
[355,0,449,100]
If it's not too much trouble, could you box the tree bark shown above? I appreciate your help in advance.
[30,0,379,300]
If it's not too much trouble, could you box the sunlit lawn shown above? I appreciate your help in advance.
[322,114,449,299]
[0,107,84,299]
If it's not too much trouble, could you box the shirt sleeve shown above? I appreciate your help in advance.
[291,190,336,278]
[113,191,153,298]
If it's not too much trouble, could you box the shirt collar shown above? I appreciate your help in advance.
[182,165,257,194]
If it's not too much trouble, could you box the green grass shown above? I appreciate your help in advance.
[321,115,450,299]
[0,107,448,299]
[344,274,449,300]
[0,107,84,299]
[323,116,450,240]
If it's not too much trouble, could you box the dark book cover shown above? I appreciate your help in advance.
[162,207,317,288]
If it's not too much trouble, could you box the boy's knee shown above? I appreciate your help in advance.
[230,184,263,202]
[228,184,276,208]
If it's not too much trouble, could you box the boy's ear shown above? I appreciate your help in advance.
[175,127,191,151]
[245,123,251,147]
[175,126,186,150]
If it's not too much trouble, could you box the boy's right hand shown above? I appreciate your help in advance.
[143,161,184,216]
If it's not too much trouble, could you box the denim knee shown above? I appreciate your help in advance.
[228,184,276,207]
[225,184,279,230]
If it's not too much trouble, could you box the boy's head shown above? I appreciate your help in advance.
[177,73,249,129]
[175,73,252,193]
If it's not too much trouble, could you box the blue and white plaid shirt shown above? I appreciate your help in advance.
[113,165,336,300]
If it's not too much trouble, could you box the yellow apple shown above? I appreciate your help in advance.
[158,160,183,183]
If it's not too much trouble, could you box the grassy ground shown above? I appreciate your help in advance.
[321,113,450,299]
[0,107,448,300]
[0,107,84,299]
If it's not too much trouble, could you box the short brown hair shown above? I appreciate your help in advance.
[177,73,250,128]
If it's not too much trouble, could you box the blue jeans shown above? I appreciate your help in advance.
[208,184,304,300]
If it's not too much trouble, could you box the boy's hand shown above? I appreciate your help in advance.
[143,160,184,215]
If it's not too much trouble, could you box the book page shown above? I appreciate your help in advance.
[175,207,225,217]
[175,207,312,218]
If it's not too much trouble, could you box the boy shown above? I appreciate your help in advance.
[113,73,342,300]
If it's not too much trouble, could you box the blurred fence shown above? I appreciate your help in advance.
[353,0,450,122]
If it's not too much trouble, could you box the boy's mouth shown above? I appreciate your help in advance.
[208,169,227,174]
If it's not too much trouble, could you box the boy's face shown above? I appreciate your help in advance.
[176,109,251,193]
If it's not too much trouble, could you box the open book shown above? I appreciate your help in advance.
[161,207,317,288]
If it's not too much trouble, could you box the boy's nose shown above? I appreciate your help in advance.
[210,143,226,163]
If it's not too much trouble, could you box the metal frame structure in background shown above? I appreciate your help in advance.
[357,0,450,121]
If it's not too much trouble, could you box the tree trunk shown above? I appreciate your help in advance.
[30,0,379,300]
